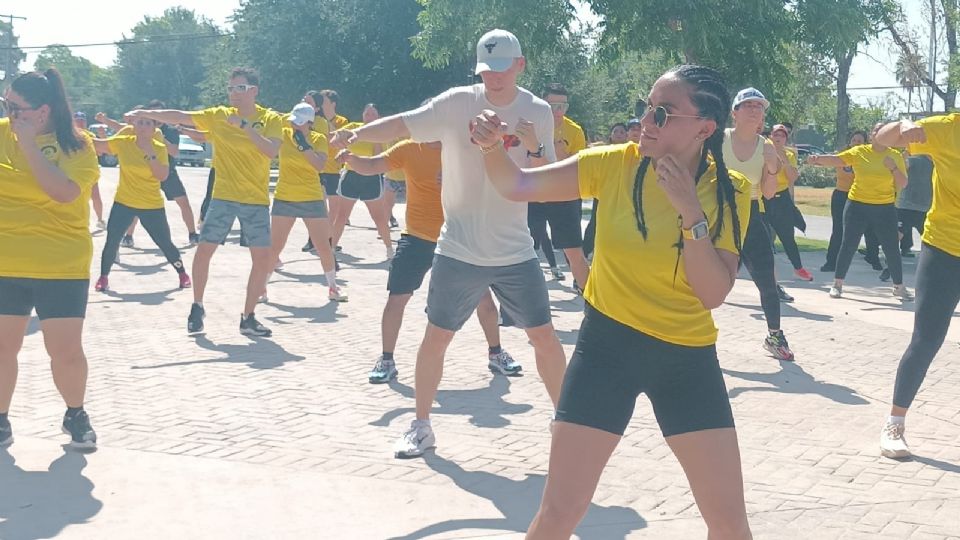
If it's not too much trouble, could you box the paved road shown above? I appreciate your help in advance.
[1,167,958,539]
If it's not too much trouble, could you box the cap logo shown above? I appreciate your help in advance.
[484,41,497,54]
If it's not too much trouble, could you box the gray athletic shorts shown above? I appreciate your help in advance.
[426,255,551,331]
[272,199,328,219]
[0,277,89,320]
[200,199,271,248]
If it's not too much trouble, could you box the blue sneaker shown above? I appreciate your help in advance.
[62,409,97,450]
[369,356,398,384]
[488,350,522,375]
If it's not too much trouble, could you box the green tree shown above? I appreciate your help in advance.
[887,0,958,111]
[33,46,118,116]
[115,7,222,110]
[0,20,26,85]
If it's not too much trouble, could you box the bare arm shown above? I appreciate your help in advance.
[336,150,391,176]
[481,146,582,202]
[243,126,280,159]
[148,155,169,182]
[17,138,81,202]
[683,239,741,310]
[807,154,846,168]
[128,109,194,127]
[179,126,207,143]
[96,113,126,133]
[302,149,327,172]
[330,115,411,149]
[885,156,908,190]
[875,120,925,149]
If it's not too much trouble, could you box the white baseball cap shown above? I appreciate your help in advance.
[289,102,315,126]
[733,87,770,110]
[475,29,522,75]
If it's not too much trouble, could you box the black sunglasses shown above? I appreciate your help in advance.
[642,104,706,128]
[0,97,40,117]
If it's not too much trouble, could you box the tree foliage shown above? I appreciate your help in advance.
[34,46,119,116]
[0,20,26,84]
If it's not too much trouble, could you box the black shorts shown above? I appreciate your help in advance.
[387,234,437,295]
[0,277,89,320]
[320,173,340,197]
[528,200,583,249]
[160,172,187,200]
[555,304,735,437]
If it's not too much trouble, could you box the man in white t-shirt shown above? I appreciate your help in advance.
[331,29,567,459]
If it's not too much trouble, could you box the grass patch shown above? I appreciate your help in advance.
[793,186,832,217]
[776,236,829,252]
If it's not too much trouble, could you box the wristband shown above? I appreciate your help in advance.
[480,143,502,155]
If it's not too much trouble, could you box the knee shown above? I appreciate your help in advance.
[538,492,592,533]
[46,342,85,366]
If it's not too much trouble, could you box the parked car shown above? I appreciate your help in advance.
[177,135,206,167]
[88,123,118,167]
[794,144,826,162]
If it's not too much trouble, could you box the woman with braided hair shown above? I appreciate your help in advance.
[473,64,753,539]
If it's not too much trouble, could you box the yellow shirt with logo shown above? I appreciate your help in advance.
[320,114,349,174]
[910,113,960,257]
[107,135,170,210]
[189,105,282,205]
[0,119,101,279]
[578,143,751,346]
[340,121,379,172]
[276,127,329,202]
[776,148,798,192]
[556,116,587,158]
[838,144,906,205]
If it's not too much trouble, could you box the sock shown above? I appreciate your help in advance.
[66,406,84,416]
[769,329,781,336]
[888,415,906,425]
[488,345,502,355]
[325,270,337,288]
[382,352,394,361]
[412,418,431,428]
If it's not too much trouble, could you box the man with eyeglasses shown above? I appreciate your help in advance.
[532,82,589,291]
[128,67,283,337]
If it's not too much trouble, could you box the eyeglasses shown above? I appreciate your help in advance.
[226,84,256,93]
[548,102,569,112]
[642,104,706,128]
[0,97,40,116]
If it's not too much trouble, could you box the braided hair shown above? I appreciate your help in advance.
[631,65,742,258]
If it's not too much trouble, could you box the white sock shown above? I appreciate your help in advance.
[412,418,431,428]
[888,415,905,425]
[325,271,337,288]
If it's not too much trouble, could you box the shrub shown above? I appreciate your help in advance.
[796,164,835,188]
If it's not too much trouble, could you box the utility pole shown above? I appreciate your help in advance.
[0,13,27,83]
[927,0,937,112]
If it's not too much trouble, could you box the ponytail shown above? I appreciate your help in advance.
[11,68,86,154]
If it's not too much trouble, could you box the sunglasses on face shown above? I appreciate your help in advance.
[226,84,255,94]
[642,104,705,128]
[0,97,40,116]
[548,102,569,112]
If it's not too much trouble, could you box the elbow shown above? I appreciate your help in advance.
[700,295,726,311]
[54,186,82,204]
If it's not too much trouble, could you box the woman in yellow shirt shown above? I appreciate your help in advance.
[90,105,191,293]
[823,131,867,271]
[808,123,910,300]
[874,113,960,458]
[0,69,101,450]
[473,65,752,539]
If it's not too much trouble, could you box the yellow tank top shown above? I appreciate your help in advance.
[722,128,765,201]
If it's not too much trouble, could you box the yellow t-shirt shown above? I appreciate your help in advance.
[340,121,378,172]
[384,138,408,182]
[276,127,329,202]
[0,119,100,279]
[107,136,170,210]
[115,125,165,143]
[190,105,283,205]
[838,144,906,204]
[383,141,444,242]
[776,148,798,192]
[910,113,960,256]
[578,143,751,346]
[320,114,349,174]
[556,116,587,158]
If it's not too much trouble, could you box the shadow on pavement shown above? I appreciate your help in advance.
[97,287,180,307]
[371,375,532,429]
[724,301,835,323]
[0,448,103,540]
[263,300,345,325]
[911,454,960,473]
[723,362,869,405]
[131,334,306,370]
[386,453,646,540]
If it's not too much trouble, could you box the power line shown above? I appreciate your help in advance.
[0,32,233,51]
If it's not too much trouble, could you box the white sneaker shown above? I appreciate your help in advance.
[258,294,269,304]
[328,287,348,302]
[829,285,842,298]
[386,245,395,260]
[880,421,911,459]
[893,285,914,301]
[394,420,435,459]
[96,219,106,230]
[274,260,284,271]
[488,350,522,375]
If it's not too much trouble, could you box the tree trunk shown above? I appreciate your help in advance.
[835,49,855,150]
[942,0,958,109]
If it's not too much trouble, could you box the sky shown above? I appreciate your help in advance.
[7,0,943,112]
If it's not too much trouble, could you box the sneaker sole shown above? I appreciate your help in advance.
[61,426,97,450]
[488,363,523,376]
[368,370,398,384]
[394,439,436,459]
[763,344,795,362]
[240,328,272,337]
[880,448,911,459]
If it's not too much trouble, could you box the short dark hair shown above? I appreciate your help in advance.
[146,99,166,109]
[543,82,568,99]
[229,67,260,86]
[319,89,339,105]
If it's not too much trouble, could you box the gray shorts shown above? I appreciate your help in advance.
[426,255,551,331]
[386,179,406,194]
[200,199,271,248]
[0,277,89,320]
[272,199,328,219]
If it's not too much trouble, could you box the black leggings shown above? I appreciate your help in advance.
[583,199,598,259]
[763,190,803,270]
[825,189,847,267]
[100,202,184,277]
[741,202,781,331]
[835,200,902,284]
[892,243,960,409]
[529,211,559,268]
[200,168,216,221]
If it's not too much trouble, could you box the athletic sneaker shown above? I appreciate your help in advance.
[121,234,135,248]
[94,276,108,292]
[301,240,315,252]
[389,216,399,228]
[879,268,891,282]
[777,285,794,302]
[335,245,342,253]
[820,263,836,272]
[328,287,348,302]
[258,294,269,304]
[179,273,192,289]
[187,303,205,334]
[901,250,915,258]
[550,267,565,281]
[394,420,435,459]
[893,285,914,301]
[763,331,795,361]
[239,313,272,337]
[188,232,200,246]
[96,219,106,230]
[275,260,284,271]
[829,285,843,298]
[488,350,522,375]
[879,421,911,459]
[368,356,398,384]
[794,268,814,281]
[62,409,97,450]
[0,417,12,446]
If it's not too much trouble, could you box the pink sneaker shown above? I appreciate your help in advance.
[179,273,192,289]
[794,268,814,281]
[94,276,108,292]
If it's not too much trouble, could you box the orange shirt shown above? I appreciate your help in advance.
[383,141,443,242]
